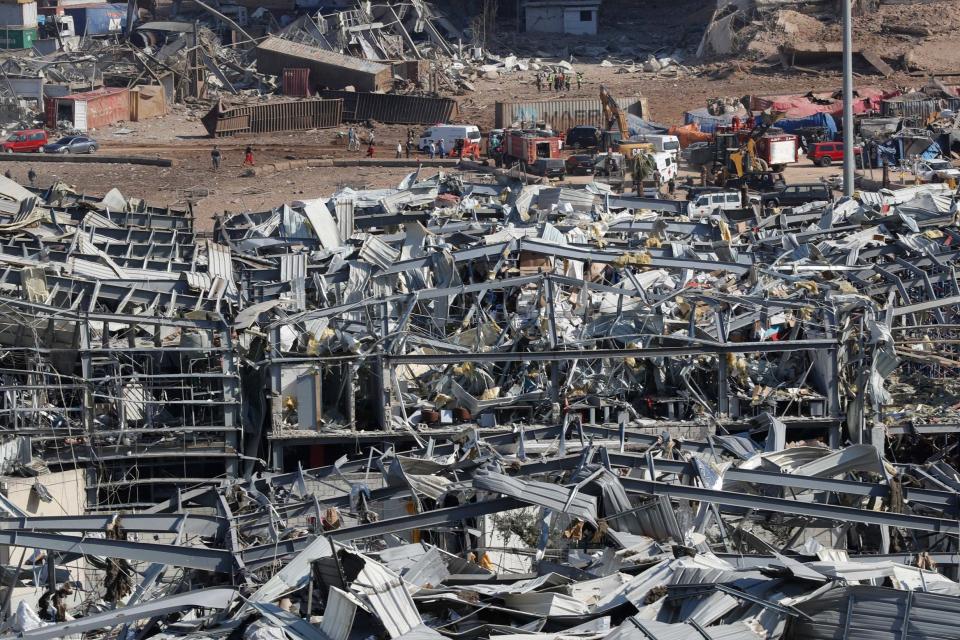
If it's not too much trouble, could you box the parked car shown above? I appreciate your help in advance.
[914,159,960,182]
[564,126,601,150]
[2,129,48,153]
[565,154,595,176]
[723,171,786,193]
[807,141,862,167]
[43,136,99,154]
[761,183,833,208]
[529,158,566,179]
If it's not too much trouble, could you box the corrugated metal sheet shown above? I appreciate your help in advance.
[472,469,598,525]
[502,591,590,616]
[607,618,762,640]
[202,98,342,137]
[358,236,400,271]
[319,90,457,126]
[280,253,307,311]
[283,68,311,97]
[791,585,960,640]
[205,240,236,296]
[248,536,333,606]
[350,555,422,639]
[321,587,362,640]
[398,546,450,589]
[335,198,355,240]
[494,96,648,130]
[881,92,960,125]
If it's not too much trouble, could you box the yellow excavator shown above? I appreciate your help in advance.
[599,85,655,158]
[721,109,787,184]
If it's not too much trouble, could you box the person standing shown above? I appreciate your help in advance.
[565,75,571,91]
[368,129,376,146]
[27,168,36,186]
[428,141,436,159]
[347,126,357,151]
[366,142,375,158]
[535,73,542,92]
[211,146,222,171]
[396,141,403,159]
[438,138,446,158]
[577,72,583,91]
[405,139,413,159]
[243,145,255,167]
[667,178,676,198]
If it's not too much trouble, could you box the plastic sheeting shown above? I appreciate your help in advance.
[751,88,894,119]
[683,107,747,134]
[773,112,838,139]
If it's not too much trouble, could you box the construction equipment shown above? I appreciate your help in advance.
[452,137,481,161]
[717,111,797,185]
[600,85,655,157]
[501,129,562,167]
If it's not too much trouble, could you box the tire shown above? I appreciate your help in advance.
[3,148,10,154]
[767,199,779,208]
[61,148,70,154]
[818,157,831,167]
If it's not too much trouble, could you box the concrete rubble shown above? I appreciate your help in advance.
[0,161,951,637]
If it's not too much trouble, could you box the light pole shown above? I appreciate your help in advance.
[842,0,855,196]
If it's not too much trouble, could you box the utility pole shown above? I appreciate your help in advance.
[842,0,855,196]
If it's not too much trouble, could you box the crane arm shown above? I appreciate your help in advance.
[600,85,630,140]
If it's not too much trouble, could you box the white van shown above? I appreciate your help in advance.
[631,134,680,155]
[418,125,482,151]
[686,190,760,218]
[652,151,678,182]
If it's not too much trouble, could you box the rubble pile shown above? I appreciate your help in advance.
[0,163,955,636]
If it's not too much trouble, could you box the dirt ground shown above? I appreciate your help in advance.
[5,0,958,226]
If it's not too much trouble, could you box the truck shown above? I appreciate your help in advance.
[501,130,562,167]
[63,3,128,37]
[754,133,799,172]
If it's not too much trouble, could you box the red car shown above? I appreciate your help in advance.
[807,141,860,167]
[2,129,48,153]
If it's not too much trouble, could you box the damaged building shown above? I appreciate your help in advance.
[0,156,949,637]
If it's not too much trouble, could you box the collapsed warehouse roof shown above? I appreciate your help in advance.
[0,168,955,635]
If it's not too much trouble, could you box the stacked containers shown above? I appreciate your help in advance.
[0,1,38,50]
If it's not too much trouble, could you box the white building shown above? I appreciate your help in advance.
[523,0,603,36]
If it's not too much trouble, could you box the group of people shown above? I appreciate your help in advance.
[210,145,256,171]
[536,70,582,93]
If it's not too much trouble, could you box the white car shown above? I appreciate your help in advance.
[915,159,960,182]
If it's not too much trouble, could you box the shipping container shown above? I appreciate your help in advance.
[503,131,562,165]
[494,96,649,131]
[0,2,38,28]
[0,26,36,49]
[63,3,126,36]
[882,92,960,127]
[318,90,457,125]
[201,98,343,138]
[48,87,129,131]
[282,68,310,98]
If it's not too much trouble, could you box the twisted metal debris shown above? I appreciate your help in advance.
[0,172,957,638]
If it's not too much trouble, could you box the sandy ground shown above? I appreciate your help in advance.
[0,48,944,227]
